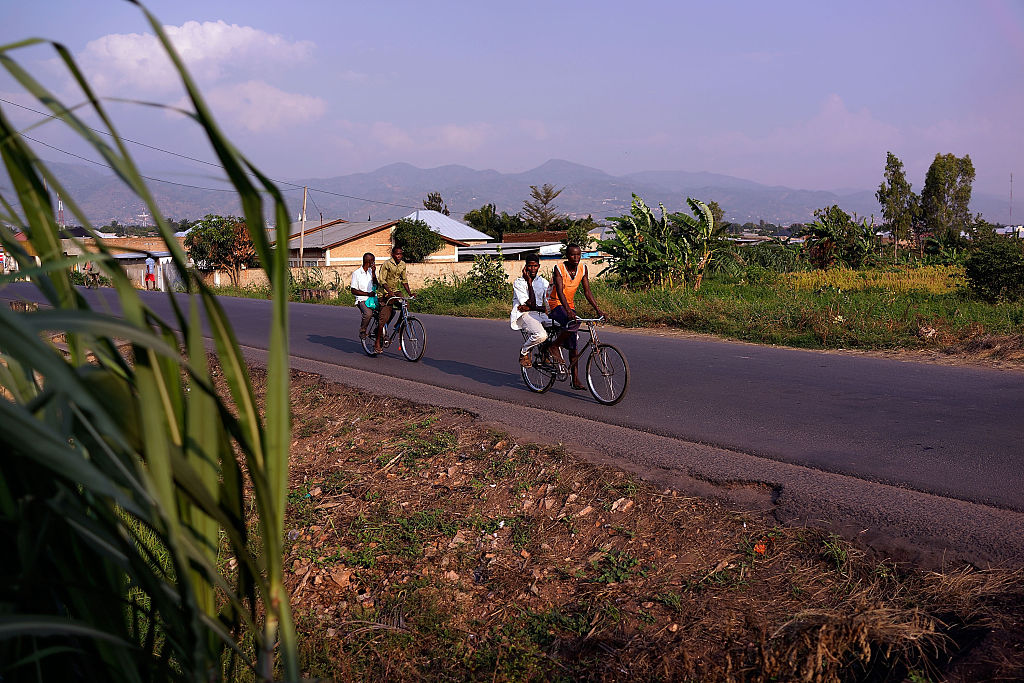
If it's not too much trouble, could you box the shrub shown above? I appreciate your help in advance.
[963,238,1024,301]
[393,218,444,262]
[466,255,511,299]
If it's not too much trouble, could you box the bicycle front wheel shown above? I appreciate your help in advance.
[400,317,426,361]
[361,317,379,356]
[586,343,629,405]
[521,346,557,393]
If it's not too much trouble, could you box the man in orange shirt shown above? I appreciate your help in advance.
[548,244,604,389]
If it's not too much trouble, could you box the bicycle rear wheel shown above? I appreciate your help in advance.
[522,346,557,393]
[585,343,629,405]
[400,317,426,361]
[361,317,379,356]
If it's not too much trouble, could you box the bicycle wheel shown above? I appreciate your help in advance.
[361,317,379,356]
[521,346,556,393]
[585,344,629,405]
[400,317,426,361]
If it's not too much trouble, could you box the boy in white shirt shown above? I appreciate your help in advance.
[510,254,550,367]
[349,252,377,339]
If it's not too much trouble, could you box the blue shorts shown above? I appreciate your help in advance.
[549,306,580,351]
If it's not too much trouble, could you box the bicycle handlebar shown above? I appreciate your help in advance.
[575,316,606,323]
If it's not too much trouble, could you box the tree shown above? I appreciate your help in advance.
[561,216,597,254]
[876,152,916,259]
[184,214,258,286]
[921,153,975,242]
[464,204,526,242]
[668,198,719,289]
[521,183,563,230]
[423,191,450,216]
[392,218,444,262]
[796,205,876,269]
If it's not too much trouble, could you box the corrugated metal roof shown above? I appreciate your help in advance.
[285,221,396,250]
[403,210,492,242]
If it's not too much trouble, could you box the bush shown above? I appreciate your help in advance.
[393,218,444,262]
[963,238,1024,301]
[466,255,512,299]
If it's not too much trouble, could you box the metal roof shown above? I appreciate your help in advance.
[285,220,397,250]
[403,210,492,242]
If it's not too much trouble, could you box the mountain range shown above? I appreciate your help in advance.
[14,158,1014,227]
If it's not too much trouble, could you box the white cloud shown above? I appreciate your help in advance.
[78,20,314,96]
[200,81,326,133]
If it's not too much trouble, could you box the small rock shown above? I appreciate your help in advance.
[493,440,508,451]
[444,570,460,582]
[326,628,337,637]
[668,623,679,633]
[578,505,594,517]
[309,487,322,497]
[566,494,579,504]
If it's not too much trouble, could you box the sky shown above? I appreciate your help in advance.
[1,0,1022,200]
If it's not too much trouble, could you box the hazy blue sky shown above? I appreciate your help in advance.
[2,0,1022,197]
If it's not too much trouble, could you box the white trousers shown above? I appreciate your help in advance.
[518,311,549,355]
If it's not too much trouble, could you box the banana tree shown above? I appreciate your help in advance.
[599,194,686,288]
[668,197,718,290]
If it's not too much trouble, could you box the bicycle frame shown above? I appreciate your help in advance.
[376,297,409,345]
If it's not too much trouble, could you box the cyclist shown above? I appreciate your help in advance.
[510,254,550,367]
[349,252,377,340]
[547,244,604,390]
[375,245,415,355]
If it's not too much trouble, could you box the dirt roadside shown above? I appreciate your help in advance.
[252,366,1024,681]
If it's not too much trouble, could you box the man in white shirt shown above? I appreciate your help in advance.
[510,254,550,368]
[349,252,377,339]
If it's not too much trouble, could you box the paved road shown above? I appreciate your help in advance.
[9,280,1024,509]
[11,283,1021,514]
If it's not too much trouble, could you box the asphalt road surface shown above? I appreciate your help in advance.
[6,284,1024,565]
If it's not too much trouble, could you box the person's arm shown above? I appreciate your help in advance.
[581,266,604,319]
[513,277,530,312]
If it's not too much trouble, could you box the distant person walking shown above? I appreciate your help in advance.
[144,256,156,290]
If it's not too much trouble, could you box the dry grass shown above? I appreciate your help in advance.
[784,265,967,294]
[238,368,1024,681]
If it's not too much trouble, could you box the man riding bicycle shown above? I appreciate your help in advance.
[375,245,415,355]
[548,244,604,390]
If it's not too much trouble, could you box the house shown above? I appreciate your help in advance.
[282,220,468,266]
[401,210,492,245]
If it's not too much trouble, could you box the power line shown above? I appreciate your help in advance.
[19,133,263,194]
[1,96,421,211]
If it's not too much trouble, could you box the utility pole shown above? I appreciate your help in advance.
[1009,172,1013,227]
[299,186,307,266]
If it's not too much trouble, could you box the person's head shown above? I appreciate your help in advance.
[391,245,404,263]
[523,255,540,278]
[565,244,582,267]
[362,252,375,269]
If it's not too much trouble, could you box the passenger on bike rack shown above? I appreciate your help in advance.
[547,244,604,390]
[510,254,550,368]
[349,252,377,340]
[375,245,415,355]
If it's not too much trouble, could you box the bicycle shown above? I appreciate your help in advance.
[360,296,426,362]
[520,317,629,405]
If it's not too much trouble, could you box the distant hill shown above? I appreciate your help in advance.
[12,158,1013,226]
